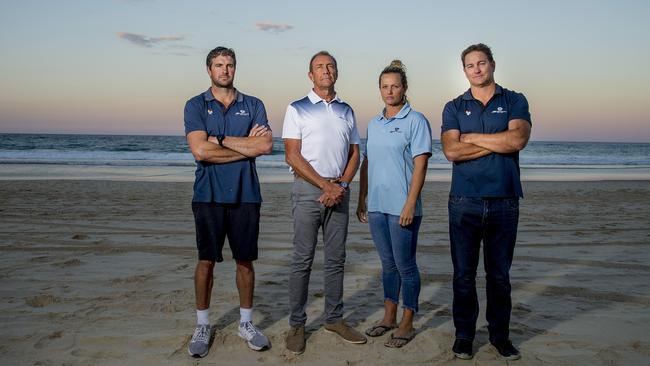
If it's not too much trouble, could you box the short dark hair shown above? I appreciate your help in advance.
[206,46,236,68]
[461,43,494,65]
[309,50,337,72]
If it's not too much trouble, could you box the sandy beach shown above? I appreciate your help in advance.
[1,180,649,365]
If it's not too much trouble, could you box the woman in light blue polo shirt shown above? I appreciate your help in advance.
[356,60,432,348]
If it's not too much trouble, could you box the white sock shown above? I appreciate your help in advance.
[196,309,210,325]
[240,307,253,323]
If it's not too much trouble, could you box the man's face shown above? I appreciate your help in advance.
[207,55,236,88]
[463,51,495,88]
[308,55,338,89]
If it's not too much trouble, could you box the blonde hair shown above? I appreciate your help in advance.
[379,59,408,103]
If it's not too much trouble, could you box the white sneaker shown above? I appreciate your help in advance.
[188,324,211,357]
[238,321,270,351]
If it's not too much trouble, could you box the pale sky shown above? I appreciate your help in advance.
[1,0,649,142]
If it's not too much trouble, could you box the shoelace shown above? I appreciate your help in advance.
[240,321,259,339]
[191,325,209,343]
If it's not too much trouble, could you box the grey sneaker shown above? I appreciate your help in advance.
[238,321,270,351]
[188,324,211,358]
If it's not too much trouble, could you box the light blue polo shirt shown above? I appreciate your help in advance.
[365,103,432,216]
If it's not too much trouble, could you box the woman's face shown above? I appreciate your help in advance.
[379,72,405,107]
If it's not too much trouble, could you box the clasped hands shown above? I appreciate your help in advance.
[318,179,345,208]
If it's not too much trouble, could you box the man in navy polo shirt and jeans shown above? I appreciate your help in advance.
[441,43,531,361]
[184,46,273,357]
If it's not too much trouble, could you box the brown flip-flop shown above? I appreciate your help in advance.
[384,330,416,348]
[364,324,396,337]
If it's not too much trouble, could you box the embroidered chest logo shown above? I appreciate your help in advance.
[491,106,507,114]
[207,109,213,115]
[389,127,402,133]
[465,110,471,116]
[235,109,249,116]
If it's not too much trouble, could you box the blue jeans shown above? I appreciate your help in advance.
[368,212,422,312]
[448,196,519,342]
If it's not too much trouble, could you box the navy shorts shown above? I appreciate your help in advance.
[191,202,260,262]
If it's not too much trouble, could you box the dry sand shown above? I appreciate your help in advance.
[0,180,649,365]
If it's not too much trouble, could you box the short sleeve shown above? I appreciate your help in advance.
[441,100,460,133]
[253,99,271,130]
[184,98,206,135]
[349,109,361,144]
[509,92,531,125]
[410,114,433,158]
[281,105,301,139]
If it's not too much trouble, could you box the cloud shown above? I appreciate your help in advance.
[116,32,185,48]
[256,22,294,33]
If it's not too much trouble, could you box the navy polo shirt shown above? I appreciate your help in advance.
[184,88,269,203]
[441,84,531,198]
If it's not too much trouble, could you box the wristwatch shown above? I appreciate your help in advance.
[338,181,349,189]
[216,134,225,147]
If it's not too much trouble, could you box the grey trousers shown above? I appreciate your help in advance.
[289,179,349,326]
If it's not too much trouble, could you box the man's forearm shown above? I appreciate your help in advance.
[445,141,492,162]
[193,140,247,163]
[442,130,492,163]
[192,140,246,164]
[286,151,328,189]
[340,145,360,183]
[222,135,273,157]
[461,131,521,154]
[461,121,530,154]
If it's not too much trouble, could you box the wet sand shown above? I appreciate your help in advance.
[0,180,649,365]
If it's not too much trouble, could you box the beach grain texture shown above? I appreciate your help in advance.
[0,180,649,365]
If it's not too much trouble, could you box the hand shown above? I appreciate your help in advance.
[356,200,368,223]
[249,124,271,137]
[399,203,416,227]
[208,135,218,144]
[318,181,344,207]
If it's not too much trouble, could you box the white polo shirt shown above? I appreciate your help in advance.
[282,90,361,178]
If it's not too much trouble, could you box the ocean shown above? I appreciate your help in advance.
[1,133,649,182]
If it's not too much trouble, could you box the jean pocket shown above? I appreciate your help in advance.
[448,195,464,205]
[504,197,519,210]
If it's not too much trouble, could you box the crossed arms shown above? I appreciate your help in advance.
[441,119,531,162]
[284,138,360,207]
[187,124,273,164]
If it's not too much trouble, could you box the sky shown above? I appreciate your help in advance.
[1,0,649,142]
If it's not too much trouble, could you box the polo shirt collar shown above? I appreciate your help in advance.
[379,103,411,122]
[203,88,243,103]
[308,89,341,104]
[462,84,503,101]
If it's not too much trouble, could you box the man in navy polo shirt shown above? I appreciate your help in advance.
[441,43,531,361]
[184,46,273,357]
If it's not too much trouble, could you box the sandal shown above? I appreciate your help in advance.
[364,324,396,337]
[384,330,416,348]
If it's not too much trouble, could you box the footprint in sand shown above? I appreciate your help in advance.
[52,258,83,268]
[25,294,61,307]
[34,330,63,349]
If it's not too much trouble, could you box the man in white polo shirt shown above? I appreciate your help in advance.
[282,50,366,354]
